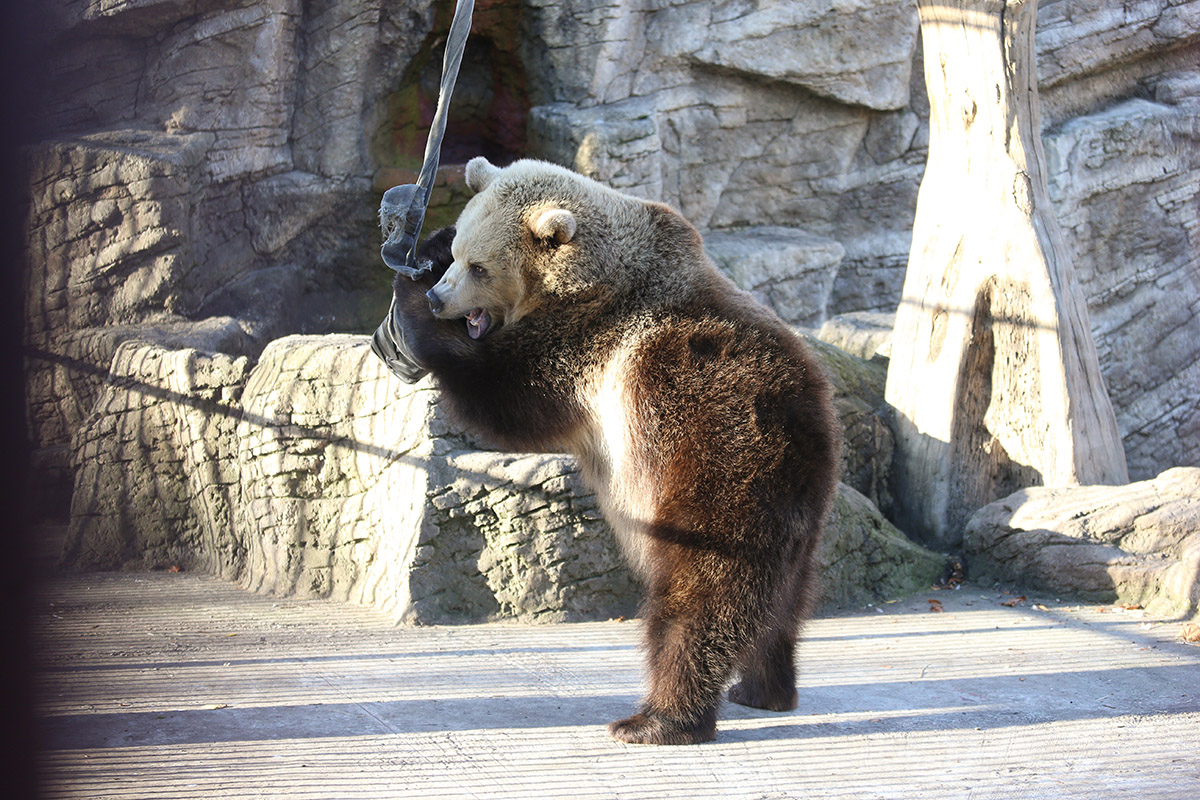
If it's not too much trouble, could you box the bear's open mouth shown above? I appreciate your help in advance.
[466,308,493,339]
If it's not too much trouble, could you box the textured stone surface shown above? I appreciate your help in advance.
[520,0,927,310]
[801,334,895,516]
[704,227,844,328]
[19,129,366,477]
[290,0,433,180]
[528,99,663,200]
[816,311,895,362]
[23,131,210,343]
[1043,94,1200,481]
[23,0,1200,621]
[62,333,939,621]
[142,1,299,181]
[654,0,920,111]
[27,317,253,466]
[1037,0,1200,99]
[66,340,254,575]
[820,483,948,608]
[24,0,435,467]
[416,451,638,622]
[965,467,1200,619]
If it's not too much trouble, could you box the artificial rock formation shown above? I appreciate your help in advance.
[965,467,1200,619]
[22,0,1200,617]
[704,227,844,329]
[63,332,943,622]
[816,312,895,363]
[26,0,1200,500]
[1043,95,1200,481]
[522,0,1200,481]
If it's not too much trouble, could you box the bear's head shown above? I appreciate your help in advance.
[425,157,638,339]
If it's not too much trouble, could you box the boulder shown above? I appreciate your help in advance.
[798,334,894,516]
[65,339,254,575]
[821,483,948,609]
[816,311,895,362]
[27,317,254,454]
[650,0,920,111]
[1037,0,1200,96]
[23,131,212,342]
[528,99,664,201]
[965,467,1200,619]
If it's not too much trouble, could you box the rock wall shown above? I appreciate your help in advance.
[24,0,437,506]
[517,0,1200,479]
[1043,96,1200,480]
[21,0,1200,606]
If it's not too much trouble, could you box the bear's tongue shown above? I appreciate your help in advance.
[466,308,492,340]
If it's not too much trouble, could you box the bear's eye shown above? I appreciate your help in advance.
[469,263,486,277]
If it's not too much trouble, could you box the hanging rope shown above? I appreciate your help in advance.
[379,0,475,278]
[372,0,475,383]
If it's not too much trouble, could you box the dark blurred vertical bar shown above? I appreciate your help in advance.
[1,0,40,795]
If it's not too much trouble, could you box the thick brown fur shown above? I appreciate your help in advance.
[391,158,841,745]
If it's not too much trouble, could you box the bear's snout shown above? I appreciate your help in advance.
[426,287,444,314]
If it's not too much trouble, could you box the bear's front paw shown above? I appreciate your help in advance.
[607,711,716,745]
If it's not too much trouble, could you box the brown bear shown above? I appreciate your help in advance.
[388,157,841,745]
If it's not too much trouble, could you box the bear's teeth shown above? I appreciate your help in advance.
[466,308,489,340]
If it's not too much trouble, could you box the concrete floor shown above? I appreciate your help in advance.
[34,567,1200,800]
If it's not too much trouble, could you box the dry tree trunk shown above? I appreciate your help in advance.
[884,0,1128,548]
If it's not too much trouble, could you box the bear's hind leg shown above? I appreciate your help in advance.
[608,611,723,744]
[607,613,723,745]
[727,628,799,712]
[607,706,718,746]
[728,551,818,712]
[609,548,770,745]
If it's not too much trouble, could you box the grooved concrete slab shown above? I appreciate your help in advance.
[35,570,1200,800]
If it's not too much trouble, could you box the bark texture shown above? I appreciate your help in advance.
[885,0,1129,548]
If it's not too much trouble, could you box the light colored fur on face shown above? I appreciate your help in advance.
[430,157,652,328]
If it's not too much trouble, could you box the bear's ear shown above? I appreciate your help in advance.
[529,207,576,245]
[465,157,500,193]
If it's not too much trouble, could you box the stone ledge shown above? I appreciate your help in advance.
[63,332,945,622]
[816,311,895,363]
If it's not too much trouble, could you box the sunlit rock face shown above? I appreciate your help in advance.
[966,467,1200,619]
[22,0,1200,611]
